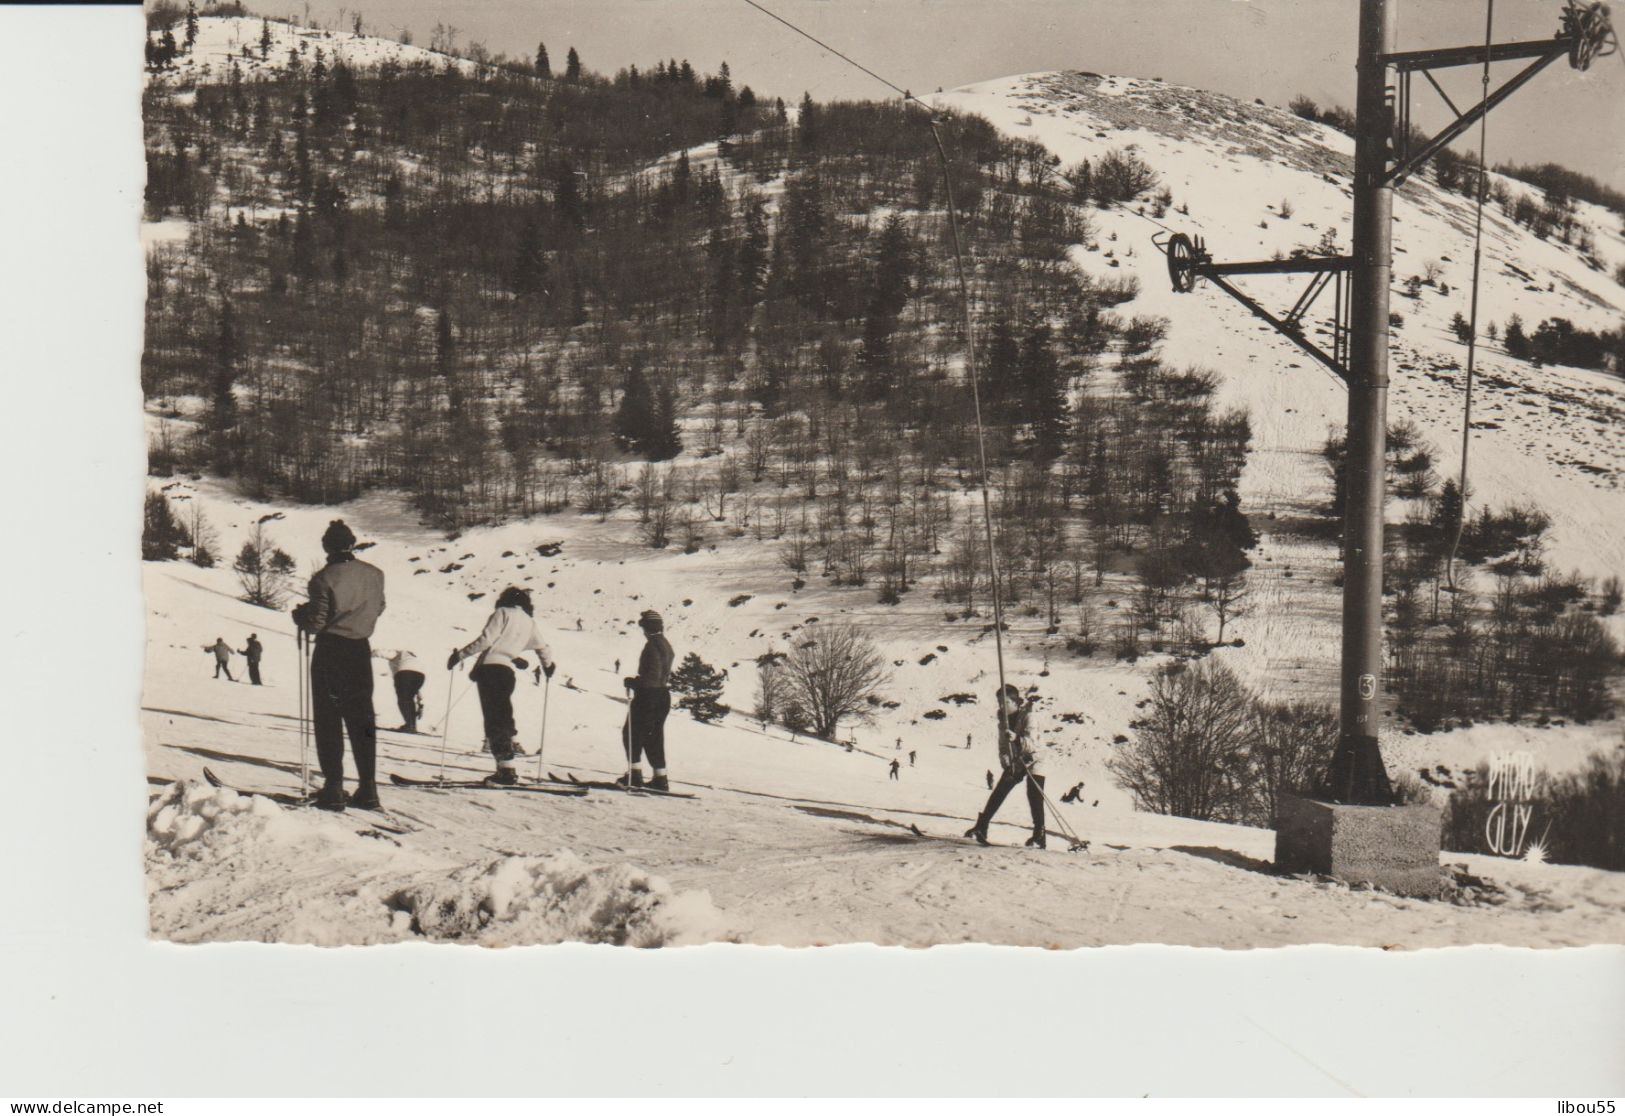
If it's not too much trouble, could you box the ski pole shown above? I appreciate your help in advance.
[296,629,309,798]
[533,674,551,784]
[437,666,458,786]
[622,684,634,793]
[1029,775,1088,851]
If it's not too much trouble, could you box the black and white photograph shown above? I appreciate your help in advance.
[125,0,1625,956]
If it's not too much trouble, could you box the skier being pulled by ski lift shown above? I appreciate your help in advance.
[372,647,425,733]
[619,609,675,791]
[291,519,386,811]
[448,586,555,786]
[239,633,264,685]
[966,683,1048,848]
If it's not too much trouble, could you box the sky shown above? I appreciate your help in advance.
[270,0,1625,184]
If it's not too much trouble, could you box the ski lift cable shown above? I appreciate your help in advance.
[740,0,1010,706]
[1445,0,1496,590]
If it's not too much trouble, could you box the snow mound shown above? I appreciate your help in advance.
[390,850,731,947]
[146,779,302,861]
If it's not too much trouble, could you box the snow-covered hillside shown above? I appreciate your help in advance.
[141,61,1625,947]
[142,472,1625,947]
[145,15,477,86]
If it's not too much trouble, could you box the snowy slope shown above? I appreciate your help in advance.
[935,72,1625,720]
[140,65,1625,947]
[141,477,1625,947]
[144,15,477,86]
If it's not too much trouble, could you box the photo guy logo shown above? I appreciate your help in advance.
[1483,750,1538,857]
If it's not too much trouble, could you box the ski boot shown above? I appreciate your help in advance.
[1025,831,1047,850]
[963,817,991,846]
[348,784,382,811]
[614,769,645,789]
[647,774,670,793]
[313,782,348,812]
[483,765,518,787]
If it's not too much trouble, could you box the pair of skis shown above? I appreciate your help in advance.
[201,767,415,835]
[388,772,587,796]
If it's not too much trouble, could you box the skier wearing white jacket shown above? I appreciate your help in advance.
[447,587,555,785]
[373,648,425,733]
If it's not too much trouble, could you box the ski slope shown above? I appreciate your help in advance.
[142,62,1625,947]
[142,480,1625,947]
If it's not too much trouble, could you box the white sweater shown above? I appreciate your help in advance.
[372,649,421,676]
[456,606,555,672]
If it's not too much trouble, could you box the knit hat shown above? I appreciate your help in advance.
[321,519,357,554]
[638,609,664,628]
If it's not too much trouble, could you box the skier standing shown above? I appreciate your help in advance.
[619,609,674,791]
[204,637,235,681]
[448,587,554,786]
[966,684,1048,848]
[291,520,386,811]
[238,633,264,685]
[908,749,916,767]
[888,758,900,780]
[373,648,425,733]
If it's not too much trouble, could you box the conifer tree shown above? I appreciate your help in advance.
[210,298,240,470]
[671,653,730,722]
[648,382,684,461]
[615,365,656,454]
[535,41,550,77]
[184,2,198,52]
[510,216,548,297]
[142,492,187,561]
[260,17,272,59]
[565,46,581,81]
[1020,315,1067,462]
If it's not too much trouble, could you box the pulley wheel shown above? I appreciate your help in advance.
[1167,232,1198,293]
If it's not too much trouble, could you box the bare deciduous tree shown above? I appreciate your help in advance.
[779,623,890,740]
[1108,660,1250,820]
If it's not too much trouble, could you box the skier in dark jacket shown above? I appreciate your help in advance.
[889,758,900,780]
[239,634,264,685]
[204,637,235,681]
[291,520,386,811]
[448,587,554,786]
[966,684,1048,848]
[619,609,674,791]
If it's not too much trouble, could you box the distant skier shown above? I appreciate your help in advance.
[576,617,583,631]
[889,758,901,780]
[985,769,994,789]
[615,657,621,675]
[908,749,916,767]
[896,737,902,751]
[966,733,973,750]
[966,684,1049,849]
[204,637,235,681]
[291,519,386,811]
[1061,781,1084,804]
[619,609,674,791]
[373,648,425,733]
[449,586,555,786]
[238,634,263,685]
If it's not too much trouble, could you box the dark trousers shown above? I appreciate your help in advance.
[471,663,517,762]
[247,659,262,685]
[310,634,377,789]
[979,766,1045,835]
[394,670,425,730]
[624,688,670,769]
[214,658,234,681]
